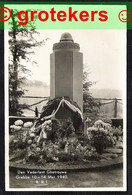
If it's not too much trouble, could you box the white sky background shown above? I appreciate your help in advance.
[26,29,126,91]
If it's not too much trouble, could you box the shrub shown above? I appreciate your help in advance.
[112,127,123,137]
[84,152,101,161]
[57,152,74,162]
[49,119,75,142]
[87,120,114,154]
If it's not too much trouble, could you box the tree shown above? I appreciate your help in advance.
[9,10,47,116]
[83,67,101,121]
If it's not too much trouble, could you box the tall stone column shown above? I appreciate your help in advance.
[50,32,83,118]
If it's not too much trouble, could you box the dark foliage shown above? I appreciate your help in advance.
[9,10,46,116]
[83,68,101,121]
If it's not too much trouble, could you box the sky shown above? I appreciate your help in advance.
[26,29,126,91]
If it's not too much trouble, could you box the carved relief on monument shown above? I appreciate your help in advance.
[53,42,80,50]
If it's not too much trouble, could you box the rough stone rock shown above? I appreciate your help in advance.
[111,154,118,159]
[15,159,24,164]
[104,148,122,154]
[102,153,118,159]
[100,159,107,162]
[106,157,112,160]
[102,153,112,158]
[9,135,15,143]
[116,142,123,149]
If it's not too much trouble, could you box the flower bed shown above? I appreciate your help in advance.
[9,119,123,166]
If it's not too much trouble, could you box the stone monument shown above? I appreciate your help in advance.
[50,32,83,119]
